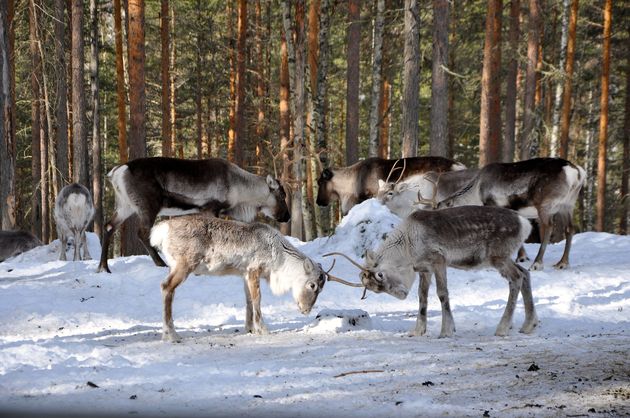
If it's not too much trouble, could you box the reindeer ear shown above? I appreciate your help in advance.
[378,179,386,189]
[397,183,409,192]
[266,175,279,190]
[365,250,376,265]
[303,258,315,274]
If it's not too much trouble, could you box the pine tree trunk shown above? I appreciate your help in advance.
[307,0,321,236]
[279,31,291,236]
[402,0,420,158]
[54,0,69,186]
[378,0,392,159]
[90,0,102,239]
[431,0,450,158]
[345,0,360,165]
[71,0,89,186]
[558,0,578,159]
[503,0,520,163]
[160,0,171,157]
[170,6,179,158]
[519,0,541,160]
[0,2,16,229]
[29,0,42,239]
[619,28,630,234]
[595,0,612,232]
[114,0,128,164]
[227,2,236,163]
[195,0,204,159]
[234,0,247,167]
[368,0,385,157]
[549,0,569,157]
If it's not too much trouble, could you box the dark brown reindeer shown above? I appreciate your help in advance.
[0,231,42,262]
[432,157,586,270]
[326,206,538,338]
[316,156,465,215]
[97,157,290,273]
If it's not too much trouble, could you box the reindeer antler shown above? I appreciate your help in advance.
[415,173,441,210]
[323,259,364,287]
[384,158,407,185]
[323,252,367,272]
[322,253,369,298]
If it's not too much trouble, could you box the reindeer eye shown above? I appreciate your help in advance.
[377,272,384,280]
[318,273,325,281]
[308,282,318,291]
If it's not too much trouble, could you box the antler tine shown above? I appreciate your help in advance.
[415,173,440,209]
[326,273,365,288]
[322,252,367,272]
[325,258,336,274]
[394,158,407,184]
[384,159,403,184]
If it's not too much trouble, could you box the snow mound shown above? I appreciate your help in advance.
[305,309,372,334]
[0,232,102,266]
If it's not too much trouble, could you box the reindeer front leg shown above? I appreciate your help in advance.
[243,280,254,333]
[411,272,431,336]
[161,264,190,342]
[530,211,552,271]
[245,268,269,335]
[433,261,456,338]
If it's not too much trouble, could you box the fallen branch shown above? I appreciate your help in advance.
[334,369,385,378]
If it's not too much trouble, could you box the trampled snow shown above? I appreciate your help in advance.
[0,199,628,417]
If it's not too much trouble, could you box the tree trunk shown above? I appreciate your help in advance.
[195,0,204,159]
[619,26,630,235]
[431,0,450,158]
[519,0,541,160]
[279,31,291,236]
[233,0,247,167]
[0,1,16,229]
[54,0,69,187]
[558,0,578,159]
[503,0,520,162]
[90,0,102,239]
[29,0,42,239]
[307,0,320,235]
[170,6,179,158]
[368,0,385,157]
[549,0,569,156]
[71,0,89,186]
[114,0,128,163]
[160,0,171,157]
[595,0,611,232]
[227,2,236,163]
[345,0,360,165]
[402,0,420,158]
[125,0,147,255]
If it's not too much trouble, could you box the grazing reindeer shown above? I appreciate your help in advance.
[328,206,538,337]
[434,158,586,270]
[150,214,341,341]
[54,183,95,261]
[316,156,465,215]
[376,168,479,217]
[0,231,42,262]
[98,157,290,273]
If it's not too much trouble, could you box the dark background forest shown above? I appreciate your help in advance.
[0,0,628,255]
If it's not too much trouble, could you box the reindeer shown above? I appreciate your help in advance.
[316,156,465,215]
[431,157,586,270]
[376,168,479,218]
[54,183,95,261]
[0,230,42,262]
[327,206,538,338]
[149,214,349,341]
[97,157,290,273]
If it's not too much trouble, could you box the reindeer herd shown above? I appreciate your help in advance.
[1,153,586,342]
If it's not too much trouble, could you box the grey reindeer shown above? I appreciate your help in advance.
[98,157,290,273]
[54,183,95,261]
[327,206,538,338]
[0,230,42,262]
[150,214,349,342]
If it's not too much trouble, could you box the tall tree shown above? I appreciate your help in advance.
[430,0,450,157]
[71,0,89,186]
[345,0,360,164]
[29,0,42,238]
[114,0,128,163]
[90,0,102,238]
[503,0,520,162]
[595,0,612,232]
[620,25,630,235]
[279,31,291,236]
[160,0,171,156]
[519,0,541,160]
[0,1,16,229]
[125,0,148,255]
[255,0,268,169]
[479,0,502,166]
[195,0,205,158]
[368,0,385,157]
[54,0,69,186]
[402,0,420,158]
[558,0,578,159]
[233,0,247,167]
[549,0,570,156]
[227,2,236,163]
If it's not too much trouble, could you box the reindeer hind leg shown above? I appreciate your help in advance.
[161,265,190,342]
[493,259,524,337]
[516,264,539,334]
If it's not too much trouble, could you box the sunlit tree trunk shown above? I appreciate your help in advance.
[368,0,385,157]
[503,0,520,162]
[114,0,128,163]
[549,0,569,156]
[431,0,450,158]
[29,0,42,238]
[620,29,630,235]
[195,0,204,159]
[558,0,578,159]
[54,0,69,187]
[0,1,16,229]
[90,0,102,239]
[345,0,360,164]
[71,0,89,186]
[160,0,171,157]
[402,0,419,158]
[519,0,541,160]
[233,0,247,167]
[595,0,611,232]
[279,31,291,236]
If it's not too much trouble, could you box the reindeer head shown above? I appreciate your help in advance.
[316,168,337,206]
[360,247,416,300]
[263,175,291,223]
[294,258,327,315]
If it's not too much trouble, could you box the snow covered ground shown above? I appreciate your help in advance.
[0,200,628,417]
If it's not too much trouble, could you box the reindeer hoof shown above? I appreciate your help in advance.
[517,256,530,263]
[529,261,544,271]
[409,325,427,337]
[553,261,568,270]
[96,264,111,274]
[162,330,182,342]
[519,321,538,334]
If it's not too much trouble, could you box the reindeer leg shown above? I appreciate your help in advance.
[72,231,81,261]
[97,211,129,273]
[161,264,190,342]
[434,261,456,338]
[494,260,524,336]
[243,280,254,333]
[246,268,268,335]
[411,272,431,336]
[516,246,529,263]
[516,264,539,334]
[59,234,68,261]
[554,213,573,269]
[530,212,552,271]
[138,216,167,267]
[81,230,92,260]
